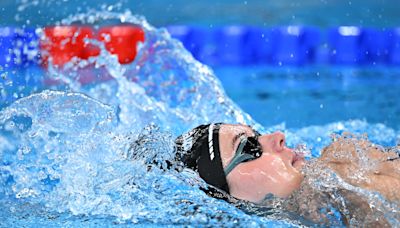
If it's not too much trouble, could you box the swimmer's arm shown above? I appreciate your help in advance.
[336,188,391,227]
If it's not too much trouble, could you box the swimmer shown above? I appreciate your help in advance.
[174,123,400,226]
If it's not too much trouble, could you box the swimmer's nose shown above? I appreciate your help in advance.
[260,131,286,153]
[271,131,286,152]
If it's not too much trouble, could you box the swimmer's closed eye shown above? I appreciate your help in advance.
[224,131,263,176]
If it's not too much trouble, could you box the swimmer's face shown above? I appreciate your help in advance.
[219,124,305,203]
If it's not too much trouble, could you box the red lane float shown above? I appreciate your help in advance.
[98,25,145,64]
[41,25,145,67]
[41,26,96,67]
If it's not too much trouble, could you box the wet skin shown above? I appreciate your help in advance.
[303,137,400,226]
[218,124,305,203]
[319,138,400,202]
[212,126,399,226]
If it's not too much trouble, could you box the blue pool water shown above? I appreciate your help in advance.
[216,66,400,129]
[1,3,400,228]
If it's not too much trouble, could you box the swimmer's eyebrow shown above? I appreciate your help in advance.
[232,132,246,150]
[245,124,260,136]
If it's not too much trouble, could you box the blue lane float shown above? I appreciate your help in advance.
[0,27,16,69]
[246,27,274,65]
[328,26,364,64]
[388,28,400,65]
[167,25,400,66]
[0,27,41,106]
[215,26,249,65]
[361,28,390,64]
[1,26,400,69]
[0,27,40,68]
[270,26,321,65]
[13,28,40,67]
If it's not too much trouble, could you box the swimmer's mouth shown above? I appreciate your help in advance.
[291,155,298,166]
[291,144,309,166]
[291,152,304,166]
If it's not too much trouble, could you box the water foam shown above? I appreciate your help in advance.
[1,8,399,227]
[0,10,294,227]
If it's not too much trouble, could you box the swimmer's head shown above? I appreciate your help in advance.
[175,124,229,193]
[175,123,305,203]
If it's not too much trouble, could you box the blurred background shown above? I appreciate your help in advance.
[2,2,400,227]
[1,0,400,27]
[1,0,400,129]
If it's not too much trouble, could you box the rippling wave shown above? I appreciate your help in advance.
[0,10,399,227]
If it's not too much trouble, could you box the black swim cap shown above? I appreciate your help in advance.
[175,123,229,193]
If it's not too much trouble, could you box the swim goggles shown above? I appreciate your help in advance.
[224,130,263,176]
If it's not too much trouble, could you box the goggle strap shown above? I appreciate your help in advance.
[224,137,254,176]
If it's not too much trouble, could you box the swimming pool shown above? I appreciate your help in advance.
[217,66,400,129]
[1,1,400,227]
